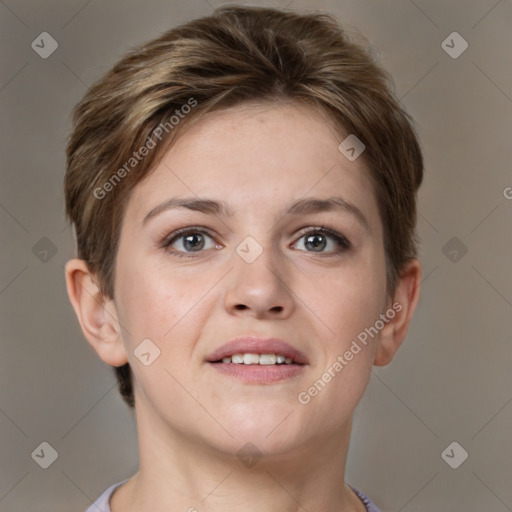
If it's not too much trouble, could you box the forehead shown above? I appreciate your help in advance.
[124,101,380,230]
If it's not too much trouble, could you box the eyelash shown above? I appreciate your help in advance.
[160,225,351,258]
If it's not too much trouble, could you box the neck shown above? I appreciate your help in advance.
[111,398,365,512]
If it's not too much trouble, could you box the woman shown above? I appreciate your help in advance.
[64,5,423,511]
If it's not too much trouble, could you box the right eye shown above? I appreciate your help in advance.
[162,228,221,258]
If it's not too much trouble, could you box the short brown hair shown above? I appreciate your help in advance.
[64,5,423,409]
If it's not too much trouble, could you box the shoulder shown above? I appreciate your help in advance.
[85,479,129,512]
[349,485,382,512]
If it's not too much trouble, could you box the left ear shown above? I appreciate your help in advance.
[374,259,422,366]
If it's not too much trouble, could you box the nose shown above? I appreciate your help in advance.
[223,242,295,319]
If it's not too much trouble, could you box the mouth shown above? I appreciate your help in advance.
[206,336,308,383]
[212,353,300,365]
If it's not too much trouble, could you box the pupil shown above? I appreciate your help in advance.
[305,233,326,251]
[184,233,204,251]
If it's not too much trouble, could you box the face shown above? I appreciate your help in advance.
[112,102,388,456]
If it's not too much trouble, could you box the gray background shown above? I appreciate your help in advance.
[0,0,511,510]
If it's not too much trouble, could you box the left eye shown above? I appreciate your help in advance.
[292,228,350,254]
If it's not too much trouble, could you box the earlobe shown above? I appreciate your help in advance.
[64,258,128,367]
[373,259,422,366]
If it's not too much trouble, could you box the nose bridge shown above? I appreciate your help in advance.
[224,232,294,316]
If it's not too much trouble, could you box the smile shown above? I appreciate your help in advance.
[216,353,296,365]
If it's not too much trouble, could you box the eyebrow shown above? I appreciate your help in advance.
[142,196,370,232]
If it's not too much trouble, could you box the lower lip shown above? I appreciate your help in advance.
[208,362,306,383]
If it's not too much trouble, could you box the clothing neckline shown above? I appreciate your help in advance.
[95,479,379,512]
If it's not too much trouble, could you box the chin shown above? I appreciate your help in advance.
[207,428,305,464]
[217,403,303,446]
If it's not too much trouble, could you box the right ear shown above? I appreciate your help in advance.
[64,258,128,367]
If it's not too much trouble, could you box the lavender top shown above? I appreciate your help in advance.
[85,480,381,511]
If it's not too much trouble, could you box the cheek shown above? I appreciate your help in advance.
[116,258,220,348]
[301,249,387,344]
[296,261,385,424]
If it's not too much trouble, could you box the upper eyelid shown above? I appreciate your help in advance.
[164,226,216,243]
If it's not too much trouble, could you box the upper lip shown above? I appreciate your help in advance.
[206,336,309,364]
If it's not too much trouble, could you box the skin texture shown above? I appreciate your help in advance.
[66,102,421,512]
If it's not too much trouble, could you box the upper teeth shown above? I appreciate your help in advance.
[221,353,293,365]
